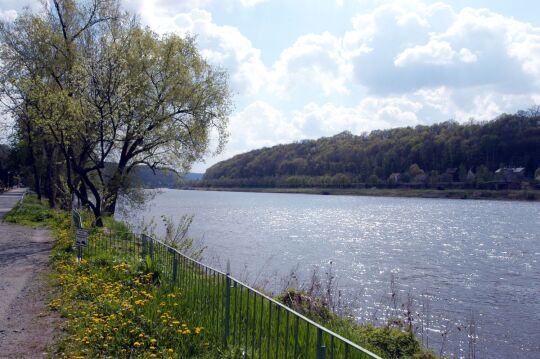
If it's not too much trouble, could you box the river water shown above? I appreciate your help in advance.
[117,189,540,358]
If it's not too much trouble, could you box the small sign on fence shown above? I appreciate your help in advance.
[75,228,88,247]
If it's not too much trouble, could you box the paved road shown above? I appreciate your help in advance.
[0,189,57,358]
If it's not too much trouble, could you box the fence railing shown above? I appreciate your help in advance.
[73,210,382,359]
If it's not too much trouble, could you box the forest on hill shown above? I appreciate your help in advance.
[201,109,540,190]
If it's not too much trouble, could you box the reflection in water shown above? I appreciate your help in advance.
[117,189,540,359]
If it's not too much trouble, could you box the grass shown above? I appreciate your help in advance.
[6,195,437,358]
[3,194,55,226]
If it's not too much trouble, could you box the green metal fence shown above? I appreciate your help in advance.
[73,211,382,359]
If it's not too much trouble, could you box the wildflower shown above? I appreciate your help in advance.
[133,341,142,347]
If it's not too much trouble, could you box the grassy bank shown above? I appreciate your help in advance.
[188,186,540,201]
[6,195,436,358]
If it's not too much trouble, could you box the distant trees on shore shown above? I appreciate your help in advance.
[201,110,540,190]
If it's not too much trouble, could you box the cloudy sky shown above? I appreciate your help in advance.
[2,0,540,172]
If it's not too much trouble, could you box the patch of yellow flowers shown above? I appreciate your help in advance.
[48,216,209,358]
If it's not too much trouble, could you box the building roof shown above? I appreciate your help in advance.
[495,167,525,174]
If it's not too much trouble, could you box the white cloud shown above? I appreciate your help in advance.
[394,39,456,66]
[345,1,540,93]
[125,0,266,12]
[394,41,478,67]
[134,5,268,96]
[0,9,17,22]
[237,0,268,8]
[458,48,477,63]
[270,32,352,97]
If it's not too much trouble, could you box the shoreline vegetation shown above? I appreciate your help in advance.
[184,186,540,202]
[200,114,540,198]
[6,194,437,358]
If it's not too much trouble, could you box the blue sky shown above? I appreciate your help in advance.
[1,0,540,172]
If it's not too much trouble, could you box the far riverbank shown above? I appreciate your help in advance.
[184,186,540,201]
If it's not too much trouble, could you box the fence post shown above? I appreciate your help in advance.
[149,237,154,259]
[171,250,178,284]
[141,234,147,258]
[72,210,83,262]
[316,328,326,359]
[223,260,231,348]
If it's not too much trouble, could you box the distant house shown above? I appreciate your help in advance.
[495,167,525,182]
[388,173,401,184]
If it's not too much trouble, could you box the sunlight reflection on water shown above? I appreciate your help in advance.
[118,189,540,359]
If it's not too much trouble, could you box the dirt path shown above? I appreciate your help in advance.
[0,189,57,358]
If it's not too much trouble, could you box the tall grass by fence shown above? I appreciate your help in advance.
[73,211,382,359]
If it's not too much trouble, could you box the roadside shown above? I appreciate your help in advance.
[0,189,57,358]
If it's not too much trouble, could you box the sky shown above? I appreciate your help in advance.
[1,0,540,172]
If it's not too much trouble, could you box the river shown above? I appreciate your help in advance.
[116,189,540,358]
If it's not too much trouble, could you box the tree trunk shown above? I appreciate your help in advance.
[103,166,125,215]
[25,121,41,199]
[44,140,57,208]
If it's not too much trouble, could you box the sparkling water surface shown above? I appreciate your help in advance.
[117,189,540,358]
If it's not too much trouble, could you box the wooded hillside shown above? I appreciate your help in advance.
[202,109,540,189]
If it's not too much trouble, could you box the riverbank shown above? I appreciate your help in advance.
[7,194,437,358]
[186,186,540,201]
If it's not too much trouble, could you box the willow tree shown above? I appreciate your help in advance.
[1,0,231,225]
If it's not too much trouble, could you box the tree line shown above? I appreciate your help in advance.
[201,110,540,190]
[0,0,231,225]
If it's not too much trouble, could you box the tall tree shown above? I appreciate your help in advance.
[0,0,232,225]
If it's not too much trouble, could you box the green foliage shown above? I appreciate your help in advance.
[202,113,540,189]
[1,0,232,222]
[277,289,436,359]
[141,215,206,261]
[408,164,423,177]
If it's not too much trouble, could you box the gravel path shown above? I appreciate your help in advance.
[0,189,58,358]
